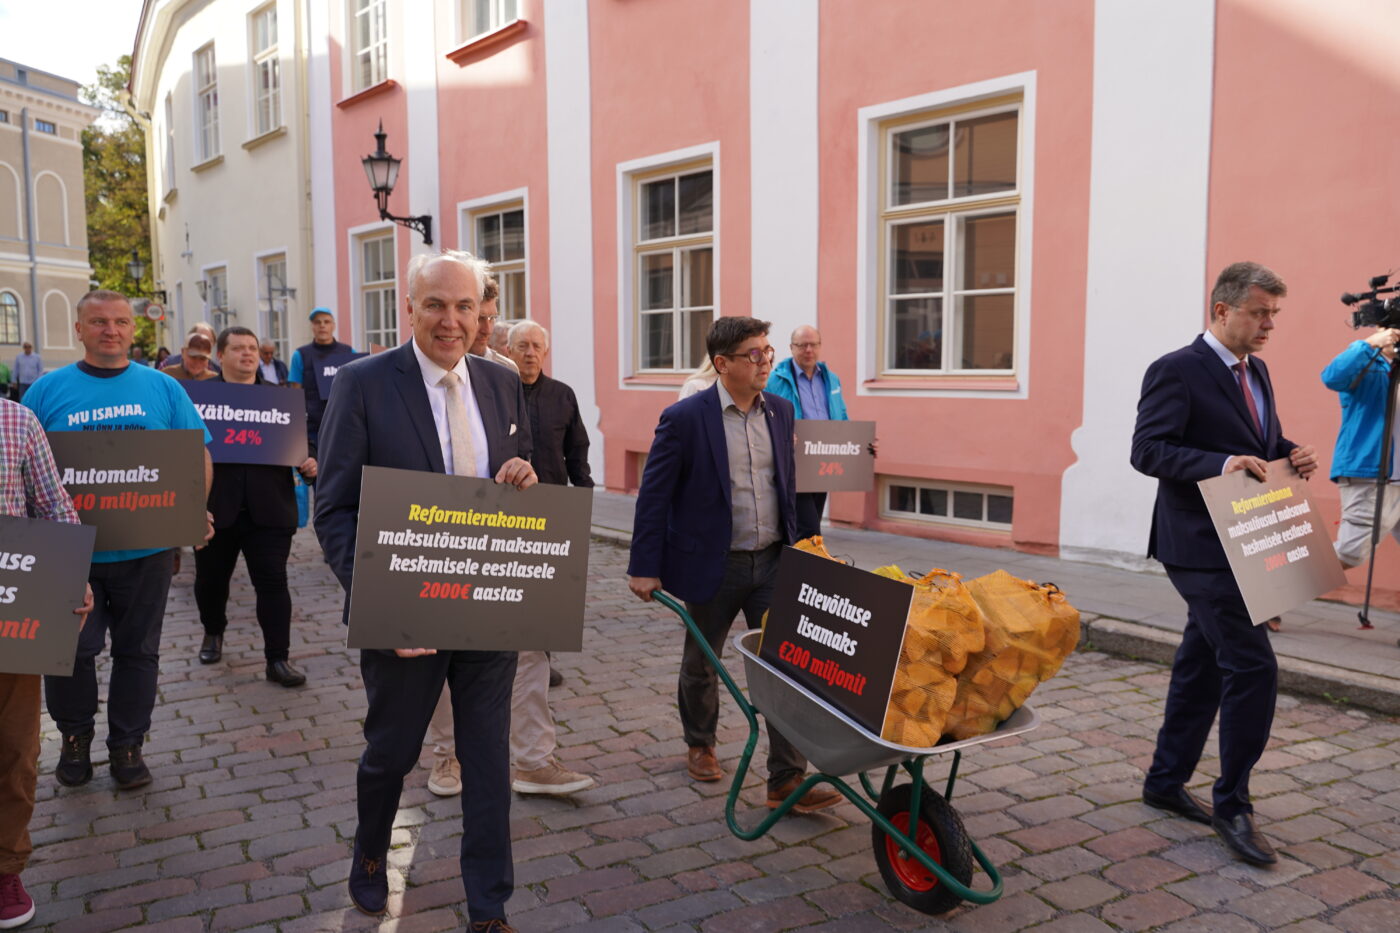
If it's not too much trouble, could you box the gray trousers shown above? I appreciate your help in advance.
[681,543,807,790]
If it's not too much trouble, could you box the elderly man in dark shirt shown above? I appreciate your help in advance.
[506,321,593,487]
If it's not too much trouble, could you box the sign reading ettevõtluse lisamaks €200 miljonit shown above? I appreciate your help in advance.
[759,547,914,734]
[347,466,592,651]
[0,515,96,676]
[44,429,210,552]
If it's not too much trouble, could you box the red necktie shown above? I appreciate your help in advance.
[1233,361,1262,434]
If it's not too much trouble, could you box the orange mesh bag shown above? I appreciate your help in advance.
[941,570,1080,741]
[873,566,987,747]
[793,536,841,561]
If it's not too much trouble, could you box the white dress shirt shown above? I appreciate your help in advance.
[411,339,490,478]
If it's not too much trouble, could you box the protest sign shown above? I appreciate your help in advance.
[759,547,913,733]
[1198,458,1348,624]
[313,350,369,397]
[181,380,308,466]
[347,466,592,650]
[0,515,96,676]
[45,430,209,551]
[794,421,876,493]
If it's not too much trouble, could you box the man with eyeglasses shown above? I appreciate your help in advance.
[1131,261,1318,868]
[766,325,849,540]
[469,276,518,374]
[627,316,839,814]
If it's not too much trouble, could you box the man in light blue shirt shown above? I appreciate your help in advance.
[765,325,848,539]
[13,343,42,400]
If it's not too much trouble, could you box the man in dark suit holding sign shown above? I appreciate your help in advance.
[315,251,535,929]
[1131,262,1318,866]
[627,316,838,813]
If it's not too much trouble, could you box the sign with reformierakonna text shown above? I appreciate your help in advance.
[347,466,592,650]
[180,380,308,466]
[45,430,209,551]
[0,515,97,676]
[794,421,876,493]
[1198,458,1348,624]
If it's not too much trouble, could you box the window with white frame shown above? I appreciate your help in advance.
[633,163,713,372]
[0,292,20,345]
[194,44,220,161]
[205,266,231,331]
[359,233,397,348]
[162,93,175,191]
[351,0,389,92]
[473,204,526,321]
[258,254,290,361]
[881,97,1019,375]
[883,477,1013,531]
[250,4,281,137]
[462,0,518,40]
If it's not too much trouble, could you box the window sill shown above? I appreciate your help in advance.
[190,154,224,173]
[623,374,687,389]
[241,125,287,151]
[446,19,528,64]
[863,375,1020,392]
[337,79,399,110]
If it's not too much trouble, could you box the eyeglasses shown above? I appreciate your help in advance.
[791,342,820,350]
[479,313,499,324]
[725,346,776,364]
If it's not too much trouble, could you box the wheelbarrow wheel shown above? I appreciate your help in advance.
[872,782,973,915]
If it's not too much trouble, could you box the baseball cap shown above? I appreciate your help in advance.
[184,334,213,359]
[309,307,334,321]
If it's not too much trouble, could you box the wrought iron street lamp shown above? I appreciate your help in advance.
[126,248,147,291]
[362,121,433,245]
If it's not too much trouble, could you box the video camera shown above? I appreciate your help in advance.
[1341,272,1400,329]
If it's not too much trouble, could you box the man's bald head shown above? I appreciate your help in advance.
[790,325,822,376]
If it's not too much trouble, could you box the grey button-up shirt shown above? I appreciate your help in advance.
[717,381,782,551]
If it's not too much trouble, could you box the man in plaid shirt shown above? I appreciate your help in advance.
[0,400,94,929]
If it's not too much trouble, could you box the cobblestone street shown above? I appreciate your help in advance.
[21,529,1400,932]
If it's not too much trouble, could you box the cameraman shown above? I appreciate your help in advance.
[1321,327,1400,569]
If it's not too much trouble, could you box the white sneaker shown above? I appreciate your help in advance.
[428,757,461,797]
[511,758,596,795]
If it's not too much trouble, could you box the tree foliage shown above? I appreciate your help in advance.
[82,56,156,352]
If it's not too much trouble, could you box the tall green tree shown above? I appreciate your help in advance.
[82,56,156,353]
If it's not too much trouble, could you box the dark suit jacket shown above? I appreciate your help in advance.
[263,358,289,385]
[314,342,532,607]
[1131,335,1296,569]
[627,383,797,604]
[523,374,593,488]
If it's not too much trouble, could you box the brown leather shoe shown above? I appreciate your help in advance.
[687,746,722,782]
[767,776,842,814]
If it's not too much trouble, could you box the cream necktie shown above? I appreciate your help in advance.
[438,370,478,477]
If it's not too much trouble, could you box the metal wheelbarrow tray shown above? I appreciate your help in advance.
[652,592,1042,916]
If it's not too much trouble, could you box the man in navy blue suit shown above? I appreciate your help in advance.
[315,250,535,930]
[1131,261,1318,866]
[627,316,839,813]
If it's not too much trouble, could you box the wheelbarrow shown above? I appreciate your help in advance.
[652,591,1040,915]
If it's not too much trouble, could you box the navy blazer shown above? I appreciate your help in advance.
[1131,335,1296,569]
[314,342,532,605]
[627,383,798,604]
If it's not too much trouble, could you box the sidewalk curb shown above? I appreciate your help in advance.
[1082,615,1400,717]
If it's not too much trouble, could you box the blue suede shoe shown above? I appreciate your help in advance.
[348,840,388,916]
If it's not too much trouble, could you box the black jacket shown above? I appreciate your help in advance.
[522,373,593,488]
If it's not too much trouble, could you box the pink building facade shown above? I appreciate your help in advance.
[306,0,1399,597]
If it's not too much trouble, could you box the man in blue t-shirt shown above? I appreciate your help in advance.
[24,290,212,792]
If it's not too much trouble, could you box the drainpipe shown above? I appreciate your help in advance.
[19,106,40,351]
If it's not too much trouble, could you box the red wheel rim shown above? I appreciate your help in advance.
[885,811,943,891]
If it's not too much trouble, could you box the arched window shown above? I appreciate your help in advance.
[0,292,21,345]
